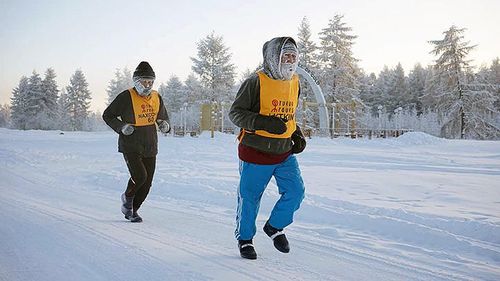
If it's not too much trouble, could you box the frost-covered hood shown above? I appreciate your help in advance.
[262,37,298,80]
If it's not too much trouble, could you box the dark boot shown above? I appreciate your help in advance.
[130,211,143,223]
[263,221,290,253]
[238,240,257,260]
[121,193,134,219]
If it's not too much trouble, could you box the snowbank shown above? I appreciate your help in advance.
[394,131,446,145]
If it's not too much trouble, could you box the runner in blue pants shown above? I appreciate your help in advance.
[229,36,307,259]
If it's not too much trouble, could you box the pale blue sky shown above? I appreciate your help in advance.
[1,0,499,112]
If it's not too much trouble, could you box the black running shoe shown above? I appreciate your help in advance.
[129,211,143,223]
[263,221,290,253]
[121,193,134,219]
[238,240,257,260]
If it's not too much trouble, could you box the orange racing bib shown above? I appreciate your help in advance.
[129,88,160,126]
[255,71,299,138]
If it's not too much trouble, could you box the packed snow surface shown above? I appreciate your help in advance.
[1,129,499,280]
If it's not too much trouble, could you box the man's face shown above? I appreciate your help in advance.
[139,79,154,88]
[281,52,297,64]
[279,51,298,80]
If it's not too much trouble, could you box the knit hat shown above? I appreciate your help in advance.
[133,61,155,79]
[282,40,298,56]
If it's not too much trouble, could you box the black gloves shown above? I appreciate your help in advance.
[254,115,287,134]
[291,126,306,154]
[252,115,306,153]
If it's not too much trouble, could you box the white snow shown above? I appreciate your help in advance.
[1,129,499,281]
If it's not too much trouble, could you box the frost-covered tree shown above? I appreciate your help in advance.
[358,72,377,113]
[297,16,317,69]
[407,63,427,115]
[57,88,71,131]
[10,76,30,129]
[65,69,92,131]
[191,32,236,102]
[296,15,320,119]
[24,71,45,130]
[106,68,133,105]
[158,75,186,113]
[490,58,500,111]
[184,73,204,104]
[10,70,60,130]
[0,104,11,128]
[386,63,409,112]
[371,66,392,112]
[40,68,60,129]
[477,58,500,111]
[428,26,499,139]
[85,111,107,131]
[317,14,360,104]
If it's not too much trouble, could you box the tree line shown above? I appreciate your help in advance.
[2,15,499,139]
[6,69,102,131]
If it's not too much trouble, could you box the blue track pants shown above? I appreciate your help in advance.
[235,155,305,240]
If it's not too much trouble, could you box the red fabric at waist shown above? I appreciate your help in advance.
[238,143,291,165]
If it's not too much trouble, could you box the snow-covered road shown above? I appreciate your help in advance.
[1,129,499,280]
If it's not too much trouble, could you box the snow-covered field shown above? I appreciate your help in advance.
[1,128,499,281]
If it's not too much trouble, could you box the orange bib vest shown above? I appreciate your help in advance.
[254,71,299,139]
[129,88,160,126]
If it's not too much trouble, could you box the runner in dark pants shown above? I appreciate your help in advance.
[103,61,170,222]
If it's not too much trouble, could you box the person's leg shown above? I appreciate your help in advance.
[123,153,148,198]
[235,160,275,241]
[121,153,148,220]
[268,155,305,229]
[133,156,156,211]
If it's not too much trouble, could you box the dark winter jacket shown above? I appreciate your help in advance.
[102,88,169,157]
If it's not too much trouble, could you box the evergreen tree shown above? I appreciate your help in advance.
[407,63,427,115]
[191,32,236,102]
[106,68,133,105]
[65,69,92,131]
[297,16,318,69]
[41,68,60,129]
[57,88,71,130]
[428,26,498,139]
[159,75,186,112]
[372,66,392,113]
[10,76,30,129]
[358,72,377,113]
[184,73,204,104]
[24,71,45,130]
[317,14,360,104]
[297,16,320,119]
[0,104,10,128]
[486,58,500,111]
[386,63,408,112]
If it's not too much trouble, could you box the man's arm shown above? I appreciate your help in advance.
[228,75,260,130]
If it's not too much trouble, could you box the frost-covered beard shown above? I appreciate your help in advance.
[133,78,153,96]
[280,60,298,80]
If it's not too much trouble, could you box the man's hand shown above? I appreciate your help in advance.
[291,126,306,154]
[157,119,171,134]
[254,115,287,134]
[121,124,135,136]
